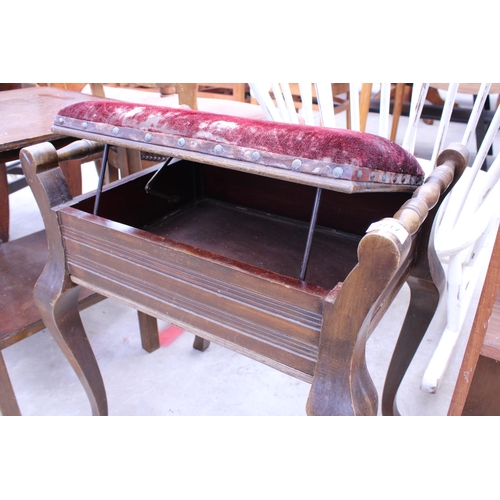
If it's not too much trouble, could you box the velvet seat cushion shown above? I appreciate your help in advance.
[55,101,425,186]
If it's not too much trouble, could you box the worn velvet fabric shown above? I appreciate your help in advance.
[56,101,424,182]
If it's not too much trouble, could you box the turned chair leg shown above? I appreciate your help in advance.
[0,351,21,416]
[382,276,441,416]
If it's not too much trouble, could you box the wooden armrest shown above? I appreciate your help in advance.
[57,140,104,164]
[363,143,469,254]
[394,144,469,236]
[32,139,104,174]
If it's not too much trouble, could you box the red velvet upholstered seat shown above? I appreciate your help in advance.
[54,101,424,188]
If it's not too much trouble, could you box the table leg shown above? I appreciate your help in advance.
[0,162,9,242]
[0,351,21,416]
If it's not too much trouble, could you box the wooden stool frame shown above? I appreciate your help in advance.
[20,133,468,415]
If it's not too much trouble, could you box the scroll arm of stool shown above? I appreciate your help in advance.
[306,143,469,416]
[20,140,108,416]
[20,140,105,240]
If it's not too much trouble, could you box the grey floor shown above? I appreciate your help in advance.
[3,85,497,416]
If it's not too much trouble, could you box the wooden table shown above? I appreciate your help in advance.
[0,86,105,242]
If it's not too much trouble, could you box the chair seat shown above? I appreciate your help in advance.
[0,231,49,346]
[0,230,102,349]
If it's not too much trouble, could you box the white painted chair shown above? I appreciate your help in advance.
[421,84,500,393]
[248,83,430,162]
[249,83,359,129]
[249,82,500,408]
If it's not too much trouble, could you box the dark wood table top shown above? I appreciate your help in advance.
[0,86,103,159]
[0,86,106,242]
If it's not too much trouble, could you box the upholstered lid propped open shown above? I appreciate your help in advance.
[52,101,425,194]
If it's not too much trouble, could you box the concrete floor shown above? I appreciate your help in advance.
[2,85,497,416]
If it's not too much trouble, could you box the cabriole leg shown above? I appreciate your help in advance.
[34,280,108,416]
[382,276,441,415]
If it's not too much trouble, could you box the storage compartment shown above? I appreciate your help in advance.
[71,159,412,291]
